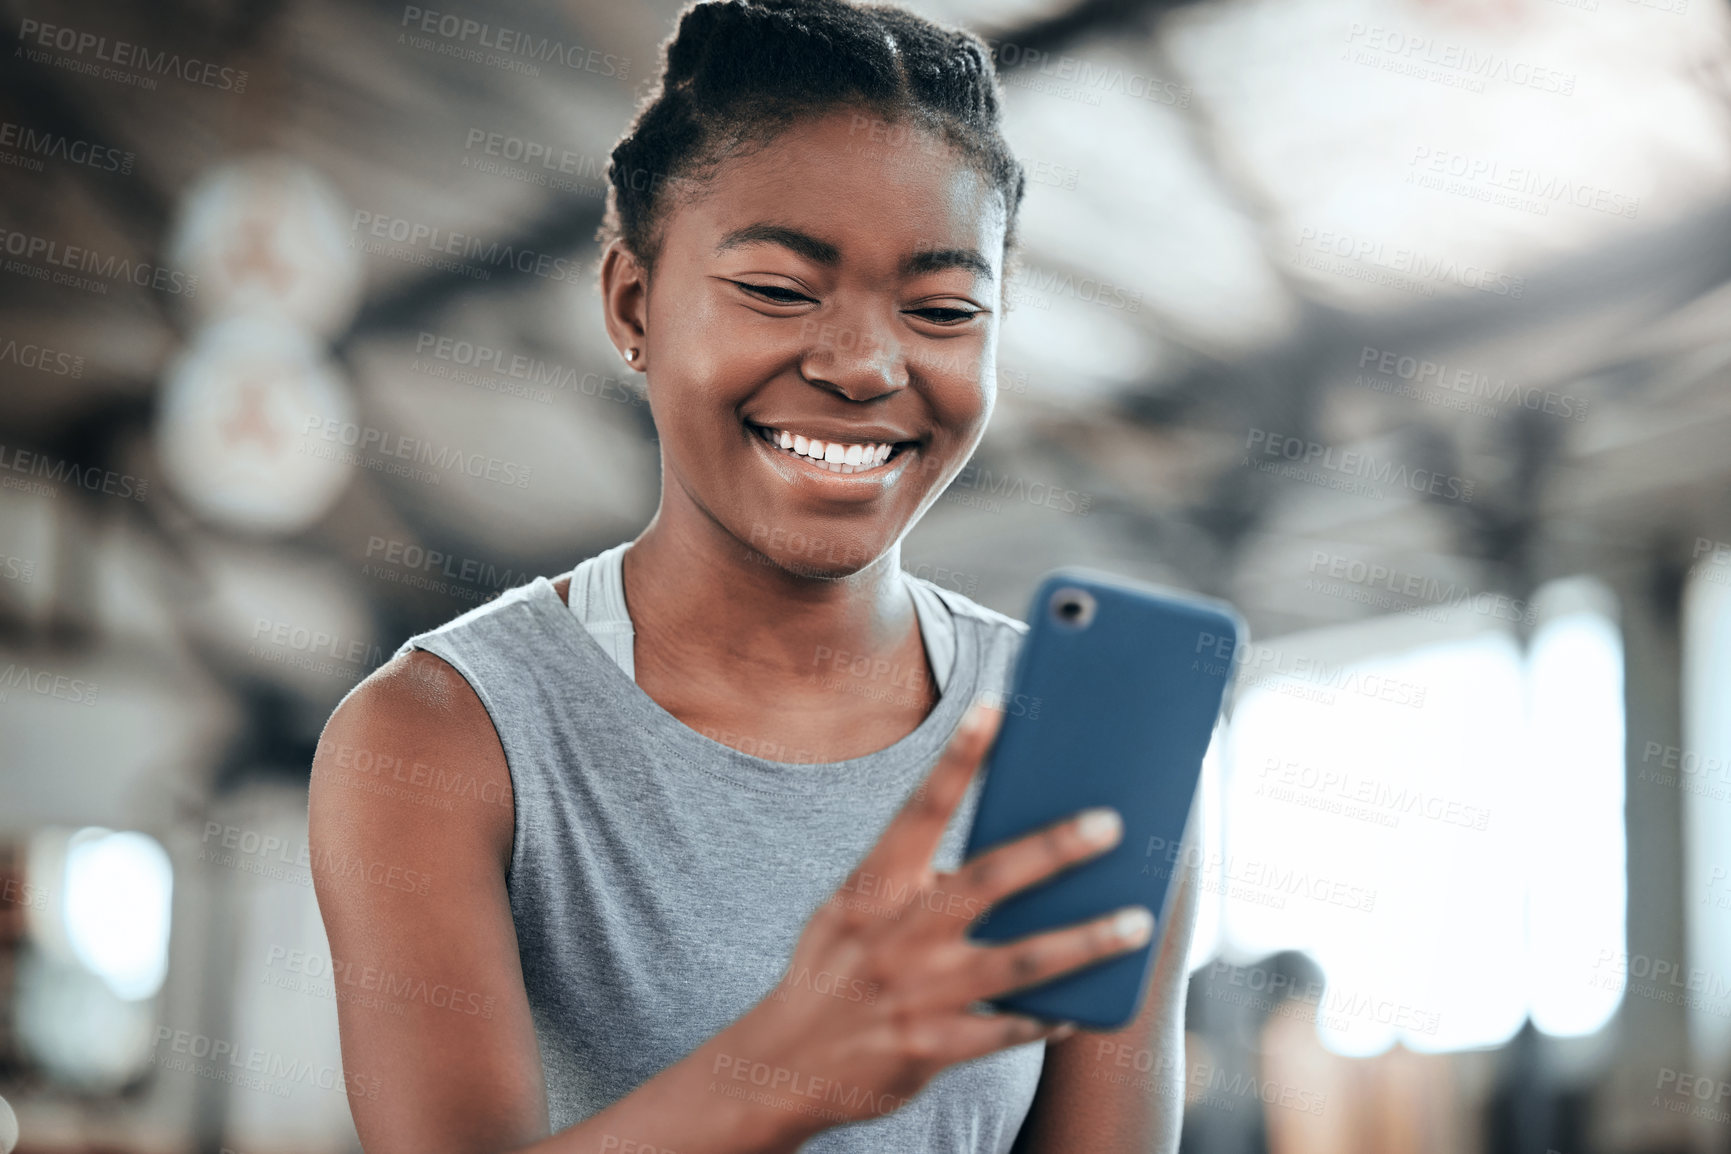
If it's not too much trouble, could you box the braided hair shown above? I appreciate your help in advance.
[600,0,1026,274]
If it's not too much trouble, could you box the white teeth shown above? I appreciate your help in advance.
[756,425,904,473]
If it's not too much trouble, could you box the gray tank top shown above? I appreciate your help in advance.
[394,563,1045,1152]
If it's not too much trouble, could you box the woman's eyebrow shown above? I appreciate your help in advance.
[714,224,992,283]
[714,223,840,265]
[901,247,994,282]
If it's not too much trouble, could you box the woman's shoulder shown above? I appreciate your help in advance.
[907,575,1028,640]
[906,575,1028,701]
[394,575,558,656]
[311,645,515,875]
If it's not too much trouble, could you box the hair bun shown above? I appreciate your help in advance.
[597,0,1026,269]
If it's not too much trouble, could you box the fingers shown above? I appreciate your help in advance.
[954,806,1123,908]
[969,906,1155,1004]
[923,1011,1073,1069]
[849,701,1002,884]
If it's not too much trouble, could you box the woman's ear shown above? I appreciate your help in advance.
[599,238,650,371]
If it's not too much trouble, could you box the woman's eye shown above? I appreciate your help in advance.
[736,282,814,305]
[907,306,980,326]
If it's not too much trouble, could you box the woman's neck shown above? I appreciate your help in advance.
[617,499,941,762]
[624,506,917,681]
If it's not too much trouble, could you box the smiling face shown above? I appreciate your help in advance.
[601,107,1008,579]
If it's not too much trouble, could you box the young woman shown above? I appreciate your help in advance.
[309,2,1198,1151]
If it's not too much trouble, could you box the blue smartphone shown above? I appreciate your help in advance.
[962,568,1244,1030]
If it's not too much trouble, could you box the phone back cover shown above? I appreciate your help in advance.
[964,569,1241,1029]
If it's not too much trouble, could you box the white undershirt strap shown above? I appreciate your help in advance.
[564,543,957,693]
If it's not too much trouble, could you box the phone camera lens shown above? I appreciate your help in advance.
[1049,586,1096,629]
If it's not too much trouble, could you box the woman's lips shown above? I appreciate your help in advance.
[749,423,909,475]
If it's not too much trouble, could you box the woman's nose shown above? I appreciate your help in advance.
[797,312,908,402]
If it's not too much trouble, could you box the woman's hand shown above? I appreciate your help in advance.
[708,701,1155,1137]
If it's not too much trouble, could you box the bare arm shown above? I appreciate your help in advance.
[309,650,806,1154]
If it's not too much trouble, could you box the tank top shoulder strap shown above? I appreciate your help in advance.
[564,541,635,679]
[564,542,962,694]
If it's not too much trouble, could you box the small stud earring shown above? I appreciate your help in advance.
[624,347,639,363]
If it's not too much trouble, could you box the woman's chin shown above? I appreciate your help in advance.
[731,524,895,581]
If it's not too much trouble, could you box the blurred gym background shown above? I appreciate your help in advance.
[2,0,1730,1150]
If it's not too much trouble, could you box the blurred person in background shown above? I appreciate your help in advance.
[309,1,1198,1152]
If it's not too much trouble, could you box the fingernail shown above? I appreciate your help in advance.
[1076,808,1122,845]
[1112,907,1154,945]
[1051,1023,1076,1041]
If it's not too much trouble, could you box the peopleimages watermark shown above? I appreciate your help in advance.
[1144,835,1379,913]
[262,944,497,1019]
[599,1138,679,1154]
[906,562,980,597]
[980,39,1191,109]
[297,414,533,489]
[1203,959,1442,1037]
[1257,756,1491,832]
[15,18,250,92]
[1636,739,1731,802]
[0,662,99,708]
[460,126,611,196]
[698,724,824,765]
[0,876,50,913]
[1089,1043,1327,1116]
[328,740,511,813]
[0,119,133,175]
[398,6,628,79]
[350,209,590,284]
[1194,629,1430,709]
[1355,345,1588,423]
[1293,227,1524,300]
[0,225,198,297]
[1545,0,1688,14]
[199,820,433,896]
[1341,22,1577,96]
[821,866,991,925]
[1305,548,1536,625]
[1693,538,1731,586]
[937,459,1093,517]
[249,616,386,683]
[1007,262,1143,315]
[1025,156,1082,192]
[1243,427,1475,504]
[362,535,527,603]
[412,330,645,410]
[709,1052,911,1124]
[1654,1066,1731,1125]
[1706,866,1731,913]
[1406,146,1638,221]
[0,443,149,502]
[770,964,880,1006]
[806,641,1042,717]
[150,1026,378,1100]
[1591,950,1731,1016]
[0,333,84,378]
[0,553,36,584]
[809,642,937,710]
